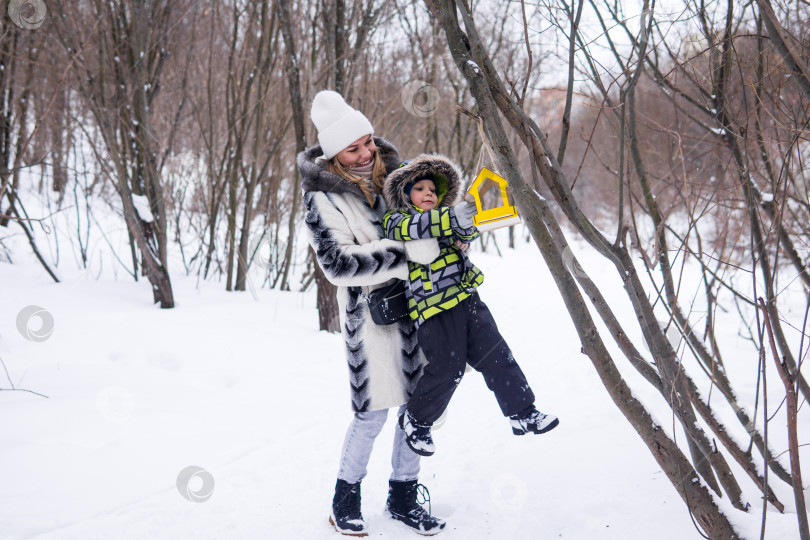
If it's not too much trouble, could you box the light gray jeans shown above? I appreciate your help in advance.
[337,404,421,484]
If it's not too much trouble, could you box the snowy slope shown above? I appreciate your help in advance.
[0,237,804,539]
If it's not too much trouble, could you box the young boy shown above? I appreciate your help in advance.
[382,154,559,456]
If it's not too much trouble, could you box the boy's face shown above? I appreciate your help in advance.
[410,179,437,210]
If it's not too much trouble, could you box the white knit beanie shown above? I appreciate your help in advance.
[310,90,374,160]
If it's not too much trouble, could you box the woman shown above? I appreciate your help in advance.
[297,90,445,536]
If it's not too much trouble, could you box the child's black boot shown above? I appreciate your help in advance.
[399,411,435,456]
[329,478,368,536]
[386,480,446,535]
[509,405,559,435]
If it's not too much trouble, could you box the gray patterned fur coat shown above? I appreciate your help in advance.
[297,137,439,412]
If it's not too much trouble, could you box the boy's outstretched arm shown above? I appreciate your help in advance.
[384,204,480,242]
[383,208,455,241]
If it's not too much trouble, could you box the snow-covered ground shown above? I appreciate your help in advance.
[1,231,806,539]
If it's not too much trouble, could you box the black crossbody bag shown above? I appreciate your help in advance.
[362,281,409,325]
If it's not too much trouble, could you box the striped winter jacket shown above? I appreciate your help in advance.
[298,138,439,412]
[382,154,485,327]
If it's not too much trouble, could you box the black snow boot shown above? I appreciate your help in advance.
[386,480,446,535]
[509,405,559,436]
[399,411,435,456]
[329,479,368,537]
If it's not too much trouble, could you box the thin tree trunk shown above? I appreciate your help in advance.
[760,298,810,540]
[276,0,306,293]
[424,2,740,536]
[277,0,337,326]
[754,0,810,101]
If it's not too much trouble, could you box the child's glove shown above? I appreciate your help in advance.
[453,201,478,229]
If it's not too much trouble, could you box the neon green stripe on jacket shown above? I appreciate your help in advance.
[385,208,486,326]
[383,207,455,242]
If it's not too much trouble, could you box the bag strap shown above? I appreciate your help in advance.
[349,285,370,303]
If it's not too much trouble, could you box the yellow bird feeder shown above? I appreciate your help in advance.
[466,167,521,231]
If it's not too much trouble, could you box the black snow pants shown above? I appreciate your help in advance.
[407,292,535,425]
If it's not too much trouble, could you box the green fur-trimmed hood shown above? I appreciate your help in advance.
[383,154,464,212]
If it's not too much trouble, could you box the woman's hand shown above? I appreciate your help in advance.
[455,240,469,252]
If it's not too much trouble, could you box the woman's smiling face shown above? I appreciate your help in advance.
[336,135,376,168]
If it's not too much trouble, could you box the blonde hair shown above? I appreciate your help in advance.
[325,148,388,206]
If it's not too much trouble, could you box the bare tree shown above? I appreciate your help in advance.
[423,0,810,536]
[0,14,59,282]
[47,0,198,307]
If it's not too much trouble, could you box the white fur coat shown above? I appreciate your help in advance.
[297,138,438,412]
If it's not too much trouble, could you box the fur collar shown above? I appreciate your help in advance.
[298,137,402,198]
[383,154,463,212]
